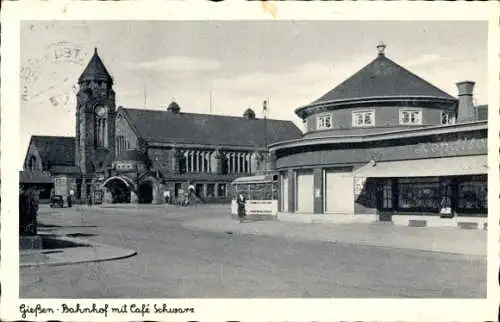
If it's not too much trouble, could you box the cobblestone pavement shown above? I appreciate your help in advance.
[20,205,486,298]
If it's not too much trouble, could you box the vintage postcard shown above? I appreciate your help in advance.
[1,1,499,321]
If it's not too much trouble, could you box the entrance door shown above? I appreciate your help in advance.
[376,179,393,221]
[324,170,354,214]
[138,181,154,204]
[296,172,314,213]
[281,173,289,212]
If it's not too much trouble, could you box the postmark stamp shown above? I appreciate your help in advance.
[21,41,89,108]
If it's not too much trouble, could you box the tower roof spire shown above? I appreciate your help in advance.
[78,47,113,84]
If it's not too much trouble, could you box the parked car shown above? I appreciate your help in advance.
[50,195,65,208]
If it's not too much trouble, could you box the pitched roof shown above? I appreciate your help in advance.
[122,108,302,148]
[78,48,113,84]
[309,51,456,107]
[30,135,75,166]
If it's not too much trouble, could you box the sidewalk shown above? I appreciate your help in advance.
[20,234,137,267]
[183,216,487,257]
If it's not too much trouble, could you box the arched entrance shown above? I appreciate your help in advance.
[138,181,154,204]
[103,176,132,203]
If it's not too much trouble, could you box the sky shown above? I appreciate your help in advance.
[19,20,488,169]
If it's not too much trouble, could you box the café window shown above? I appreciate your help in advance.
[399,109,422,125]
[352,110,375,127]
[316,113,332,130]
[397,177,440,211]
[441,111,456,125]
[457,176,487,214]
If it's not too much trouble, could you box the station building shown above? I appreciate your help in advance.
[23,49,302,204]
[270,43,488,227]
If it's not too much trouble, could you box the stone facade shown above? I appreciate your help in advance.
[23,49,302,205]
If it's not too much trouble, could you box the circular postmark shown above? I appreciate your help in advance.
[21,41,91,108]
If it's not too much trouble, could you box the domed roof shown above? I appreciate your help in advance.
[114,149,150,163]
[296,43,456,115]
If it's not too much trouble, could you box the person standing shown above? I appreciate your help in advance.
[237,193,246,223]
[164,189,171,204]
[67,190,73,208]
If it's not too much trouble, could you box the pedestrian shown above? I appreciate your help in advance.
[237,193,246,223]
[187,182,195,204]
[67,194,73,208]
[164,190,171,204]
[68,189,74,208]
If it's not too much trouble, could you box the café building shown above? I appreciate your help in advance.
[269,43,488,228]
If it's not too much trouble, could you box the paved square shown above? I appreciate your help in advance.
[20,205,486,298]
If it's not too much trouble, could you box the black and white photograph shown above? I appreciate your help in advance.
[2,2,499,321]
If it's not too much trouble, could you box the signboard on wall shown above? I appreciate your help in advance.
[230,200,278,216]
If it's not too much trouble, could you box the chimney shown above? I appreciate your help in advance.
[456,81,476,123]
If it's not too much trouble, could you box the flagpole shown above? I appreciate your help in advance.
[263,99,268,173]
[210,92,213,114]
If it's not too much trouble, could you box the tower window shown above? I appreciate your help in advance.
[116,135,125,155]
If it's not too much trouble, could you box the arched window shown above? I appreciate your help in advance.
[28,156,38,171]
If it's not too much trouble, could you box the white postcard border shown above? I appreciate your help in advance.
[1,1,499,321]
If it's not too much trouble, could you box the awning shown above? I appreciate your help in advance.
[354,155,488,178]
[232,174,276,185]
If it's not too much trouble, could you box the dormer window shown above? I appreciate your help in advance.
[399,108,422,125]
[352,110,375,127]
[441,111,456,125]
[316,113,332,130]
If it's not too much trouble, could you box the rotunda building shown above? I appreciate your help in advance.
[270,43,488,228]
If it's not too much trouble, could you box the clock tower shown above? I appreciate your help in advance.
[75,48,116,200]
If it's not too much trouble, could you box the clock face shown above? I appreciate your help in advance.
[95,105,107,117]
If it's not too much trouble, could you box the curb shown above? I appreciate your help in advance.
[20,235,138,268]
[276,213,488,231]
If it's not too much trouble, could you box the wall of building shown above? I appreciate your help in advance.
[147,147,175,171]
[277,130,486,169]
[115,113,139,152]
[53,175,77,198]
[305,105,456,133]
